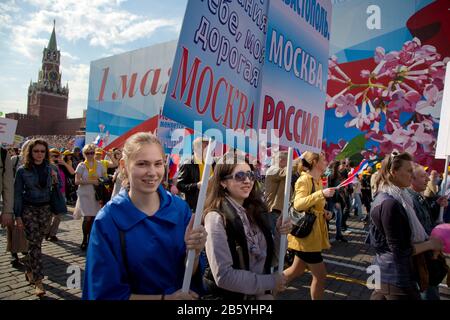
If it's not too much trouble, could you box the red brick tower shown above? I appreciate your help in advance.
[27,20,69,122]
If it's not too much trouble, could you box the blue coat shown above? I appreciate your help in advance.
[82,186,202,300]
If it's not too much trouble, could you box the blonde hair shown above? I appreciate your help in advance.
[82,144,96,156]
[296,151,321,174]
[119,132,164,188]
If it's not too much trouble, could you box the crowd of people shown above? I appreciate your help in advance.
[1,133,449,300]
[26,135,76,151]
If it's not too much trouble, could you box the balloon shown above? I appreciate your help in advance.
[431,224,450,254]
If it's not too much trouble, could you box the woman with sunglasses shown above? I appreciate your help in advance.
[202,154,291,300]
[83,133,206,300]
[369,152,443,300]
[13,139,61,297]
[74,144,106,250]
[283,151,335,300]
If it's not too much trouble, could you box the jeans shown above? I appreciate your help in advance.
[331,203,343,238]
[444,204,450,223]
[421,286,440,300]
[352,193,363,217]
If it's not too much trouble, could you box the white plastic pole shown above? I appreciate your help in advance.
[181,137,215,292]
[438,155,449,223]
[278,147,294,274]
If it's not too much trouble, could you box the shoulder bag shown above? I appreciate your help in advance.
[289,177,317,238]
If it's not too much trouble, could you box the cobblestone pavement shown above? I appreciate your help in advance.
[1,210,449,300]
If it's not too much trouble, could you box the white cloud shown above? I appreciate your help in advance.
[61,63,90,118]
[11,0,179,60]
[2,0,182,120]
[0,0,20,32]
[61,51,79,61]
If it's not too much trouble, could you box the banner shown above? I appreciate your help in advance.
[435,61,450,159]
[0,117,18,144]
[323,0,449,170]
[158,115,188,154]
[86,40,177,145]
[260,0,331,151]
[14,135,24,145]
[162,0,269,150]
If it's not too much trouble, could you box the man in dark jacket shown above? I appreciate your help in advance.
[176,137,210,211]
[407,163,448,300]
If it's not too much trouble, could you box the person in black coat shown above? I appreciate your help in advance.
[176,137,210,211]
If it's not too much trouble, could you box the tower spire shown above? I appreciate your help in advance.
[47,19,57,51]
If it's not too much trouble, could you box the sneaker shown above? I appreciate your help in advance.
[11,259,23,269]
[343,230,352,235]
[48,236,59,242]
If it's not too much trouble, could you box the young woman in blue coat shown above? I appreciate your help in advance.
[83,133,207,300]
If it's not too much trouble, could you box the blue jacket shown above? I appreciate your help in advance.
[82,186,204,300]
[14,162,61,218]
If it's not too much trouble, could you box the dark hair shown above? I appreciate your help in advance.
[203,155,267,226]
[23,139,49,169]
[375,151,413,189]
[330,160,341,181]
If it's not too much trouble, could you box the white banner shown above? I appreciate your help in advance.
[86,40,177,145]
[435,61,450,159]
[0,118,18,144]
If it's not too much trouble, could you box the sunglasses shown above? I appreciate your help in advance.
[85,152,95,155]
[223,170,256,182]
[32,149,46,154]
[390,151,400,158]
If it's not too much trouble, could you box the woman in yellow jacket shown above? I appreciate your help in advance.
[284,151,335,300]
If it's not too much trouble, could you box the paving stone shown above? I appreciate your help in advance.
[1,207,447,300]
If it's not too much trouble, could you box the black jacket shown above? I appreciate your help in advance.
[176,159,201,211]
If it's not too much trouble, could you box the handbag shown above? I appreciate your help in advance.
[50,183,67,214]
[413,251,449,291]
[6,226,29,253]
[289,177,317,238]
[94,184,103,201]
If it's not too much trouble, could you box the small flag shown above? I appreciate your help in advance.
[93,134,101,146]
[337,159,368,188]
[168,154,180,180]
[293,148,302,159]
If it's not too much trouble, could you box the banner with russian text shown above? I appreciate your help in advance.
[162,0,269,152]
[260,0,331,152]
[86,40,177,146]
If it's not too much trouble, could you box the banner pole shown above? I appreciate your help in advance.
[278,147,294,274]
[181,137,215,293]
[438,155,450,223]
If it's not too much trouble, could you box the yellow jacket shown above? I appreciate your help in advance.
[287,171,330,252]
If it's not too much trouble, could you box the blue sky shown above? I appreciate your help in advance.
[0,0,188,118]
